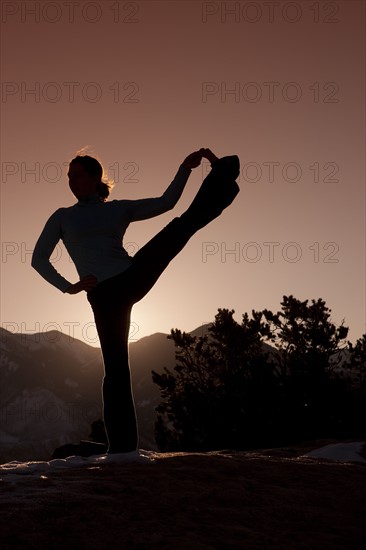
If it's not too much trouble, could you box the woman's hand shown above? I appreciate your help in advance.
[200,148,219,165]
[65,274,98,294]
[182,150,205,169]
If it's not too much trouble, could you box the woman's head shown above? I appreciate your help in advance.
[68,155,114,201]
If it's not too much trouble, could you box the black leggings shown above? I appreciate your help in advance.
[87,156,240,452]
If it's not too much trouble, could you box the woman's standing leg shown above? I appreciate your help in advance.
[87,287,138,453]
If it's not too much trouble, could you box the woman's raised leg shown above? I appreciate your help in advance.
[126,155,240,303]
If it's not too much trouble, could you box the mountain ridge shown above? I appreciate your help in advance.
[0,324,212,462]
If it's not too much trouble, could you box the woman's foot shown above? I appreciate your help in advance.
[181,155,240,230]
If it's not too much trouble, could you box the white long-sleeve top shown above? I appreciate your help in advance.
[31,164,192,292]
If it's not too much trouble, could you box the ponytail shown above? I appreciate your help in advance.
[96,179,113,201]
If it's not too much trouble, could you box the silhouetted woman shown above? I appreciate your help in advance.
[32,148,240,454]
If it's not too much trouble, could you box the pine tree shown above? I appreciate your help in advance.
[153,296,357,451]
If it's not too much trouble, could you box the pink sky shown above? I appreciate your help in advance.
[1,0,365,346]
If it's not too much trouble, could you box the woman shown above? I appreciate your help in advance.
[32,148,240,454]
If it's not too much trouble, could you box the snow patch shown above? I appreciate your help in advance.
[304,442,366,463]
[0,450,154,480]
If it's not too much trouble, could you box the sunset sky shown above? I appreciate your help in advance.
[1,0,365,347]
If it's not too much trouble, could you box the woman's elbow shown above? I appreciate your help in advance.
[31,252,42,272]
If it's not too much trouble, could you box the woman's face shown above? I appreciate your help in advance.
[68,162,98,200]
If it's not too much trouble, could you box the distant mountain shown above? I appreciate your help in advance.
[0,328,104,462]
[0,325,200,462]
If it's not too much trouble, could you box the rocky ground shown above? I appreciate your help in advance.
[1,440,366,549]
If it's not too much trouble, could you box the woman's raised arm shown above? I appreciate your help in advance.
[125,150,205,223]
